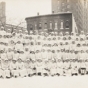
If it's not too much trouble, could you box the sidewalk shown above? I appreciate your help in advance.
[0,76,88,88]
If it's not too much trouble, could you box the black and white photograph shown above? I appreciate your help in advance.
[0,0,88,88]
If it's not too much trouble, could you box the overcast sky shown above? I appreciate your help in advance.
[1,0,51,26]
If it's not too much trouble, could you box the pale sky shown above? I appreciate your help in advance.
[0,0,51,26]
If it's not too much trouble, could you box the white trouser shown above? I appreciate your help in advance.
[19,69,28,77]
[56,67,63,75]
[37,67,42,73]
[2,69,10,78]
[50,68,56,75]
[0,69,3,77]
[27,68,33,74]
[5,70,10,77]
[11,70,19,77]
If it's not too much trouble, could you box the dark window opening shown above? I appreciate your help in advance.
[66,20,69,29]
[30,25,33,30]
[39,23,42,29]
[45,23,47,29]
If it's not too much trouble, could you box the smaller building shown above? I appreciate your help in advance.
[25,13,78,34]
[0,24,26,33]
[5,24,26,33]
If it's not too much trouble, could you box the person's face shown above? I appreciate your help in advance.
[76,38,78,41]
[18,59,21,63]
[71,33,73,36]
[13,60,16,63]
[7,30,11,33]
[81,32,83,35]
[14,51,17,54]
[5,60,8,63]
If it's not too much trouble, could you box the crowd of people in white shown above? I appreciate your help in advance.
[0,26,88,78]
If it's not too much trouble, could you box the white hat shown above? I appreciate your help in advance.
[81,31,84,33]
[51,32,54,35]
[65,32,69,34]
[25,30,28,33]
[71,32,74,34]
[7,29,11,32]
[8,29,11,30]
[55,32,58,34]
[30,31,33,34]
[19,30,22,32]
[44,29,48,31]
[1,26,4,30]
[59,32,63,35]
[1,26,4,29]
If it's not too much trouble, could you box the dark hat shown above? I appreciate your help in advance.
[36,50,40,53]
[58,37,60,40]
[52,50,55,53]
[65,42,68,45]
[77,44,80,46]
[53,37,56,40]
[83,43,86,46]
[68,36,71,40]
[63,37,66,40]
[72,41,75,44]
[48,38,51,41]
[57,50,60,52]
[41,49,45,52]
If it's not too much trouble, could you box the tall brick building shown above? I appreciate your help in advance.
[83,0,88,33]
[0,2,6,24]
[52,0,86,33]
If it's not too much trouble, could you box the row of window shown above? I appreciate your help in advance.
[29,21,70,30]
[58,0,69,3]
[57,4,70,12]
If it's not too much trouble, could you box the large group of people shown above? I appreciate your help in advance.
[0,26,88,78]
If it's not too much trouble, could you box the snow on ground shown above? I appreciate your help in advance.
[0,76,88,88]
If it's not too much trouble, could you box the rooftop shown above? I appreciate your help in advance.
[25,12,72,20]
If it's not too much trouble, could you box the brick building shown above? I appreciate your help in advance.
[25,13,78,34]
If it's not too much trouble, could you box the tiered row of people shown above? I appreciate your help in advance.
[0,27,88,78]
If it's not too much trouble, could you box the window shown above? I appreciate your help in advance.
[67,11,70,12]
[58,6,59,10]
[67,0,69,3]
[35,24,37,30]
[62,3,65,6]
[66,20,69,29]
[50,22,52,29]
[55,22,58,30]
[60,21,64,29]
[67,5,70,8]
[30,25,33,30]
[39,23,42,29]
[62,9,65,12]
[45,23,47,29]
[58,0,60,4]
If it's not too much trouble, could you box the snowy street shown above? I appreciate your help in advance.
[0,76,88,88]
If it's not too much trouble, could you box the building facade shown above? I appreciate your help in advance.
[52,0,84,33]
[83,0,88,33]
[0,2,6,24]
[25,13,78,34]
